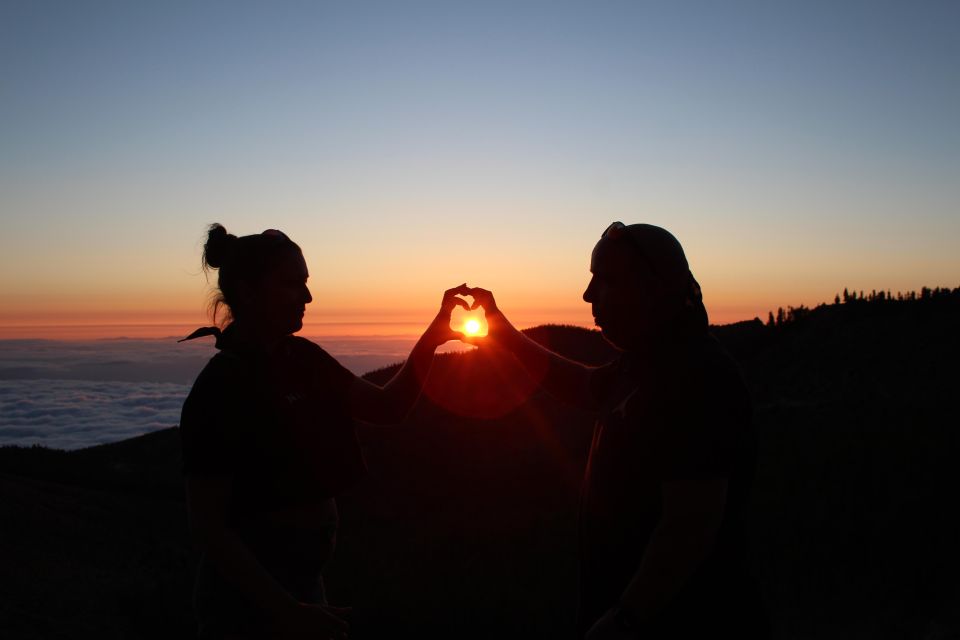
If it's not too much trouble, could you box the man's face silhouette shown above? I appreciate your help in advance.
[583,237,669,350]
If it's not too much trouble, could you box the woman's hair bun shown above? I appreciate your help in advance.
[203,223,238,270]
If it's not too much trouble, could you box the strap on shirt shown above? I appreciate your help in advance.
[178,326,224,348]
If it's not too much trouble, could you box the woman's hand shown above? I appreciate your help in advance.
[346,284,473,424]
[421,283,473,348]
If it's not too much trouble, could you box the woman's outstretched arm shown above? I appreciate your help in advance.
[346,284,470,424]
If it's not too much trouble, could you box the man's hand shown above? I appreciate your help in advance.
[461,286,514,347]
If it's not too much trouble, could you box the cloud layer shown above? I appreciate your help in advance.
[0,379,189,449]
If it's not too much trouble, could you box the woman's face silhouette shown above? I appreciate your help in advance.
[246,249,313,337]
[583,237,673,350]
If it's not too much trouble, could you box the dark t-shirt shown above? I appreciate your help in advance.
[578,333,767,637]
[180,330,368,632]
[179,329,366,521]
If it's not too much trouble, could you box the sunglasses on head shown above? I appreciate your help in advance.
[600,221,660,279]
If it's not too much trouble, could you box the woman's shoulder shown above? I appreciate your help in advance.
[284,336,355,387]
[180,352,260,474]
[200,348,252,379]
[285,336,343,368]
[286,335,330,356]
[184,350,255,403]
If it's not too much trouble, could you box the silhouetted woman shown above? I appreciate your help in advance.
[179,224,468,639]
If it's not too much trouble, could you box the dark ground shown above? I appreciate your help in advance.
[2,292,958,639]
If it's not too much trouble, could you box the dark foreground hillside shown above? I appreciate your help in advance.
[2,293,958,639]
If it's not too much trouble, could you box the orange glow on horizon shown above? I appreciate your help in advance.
[0,285,909,340]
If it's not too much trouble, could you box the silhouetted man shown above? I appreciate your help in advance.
[468,222,769,639]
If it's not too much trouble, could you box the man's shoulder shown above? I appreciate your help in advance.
[675,335,745,388]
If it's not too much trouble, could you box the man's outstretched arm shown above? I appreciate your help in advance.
[468,287,599,410]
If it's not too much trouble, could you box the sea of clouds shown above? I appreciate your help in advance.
[0,336,416,450]
[0,379,190,449]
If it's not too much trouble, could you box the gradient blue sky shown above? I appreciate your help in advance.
[1,0,957,336]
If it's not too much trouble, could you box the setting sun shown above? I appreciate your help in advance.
[464,319,481,335]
